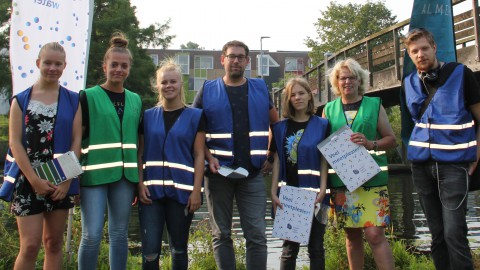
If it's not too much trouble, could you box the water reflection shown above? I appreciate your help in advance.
[127,172,480,268]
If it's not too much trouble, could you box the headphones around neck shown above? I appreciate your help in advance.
[418,62,443,82]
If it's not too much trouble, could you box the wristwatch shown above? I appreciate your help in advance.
[372,141,378,151]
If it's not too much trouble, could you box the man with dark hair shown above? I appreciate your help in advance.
[193,40,278,270]
[402,27,480,270]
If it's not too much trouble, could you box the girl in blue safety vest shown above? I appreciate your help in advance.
[7,42,82,269]
[137,58,205,270]
[271,77,329,270]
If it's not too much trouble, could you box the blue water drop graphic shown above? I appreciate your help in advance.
[30,69,34,74]
[26,22,31,26]
[18,66,22,70]
[38,26,42,30]
[66,36,72,41]
[33,17,39,23]
[21,73,27,78]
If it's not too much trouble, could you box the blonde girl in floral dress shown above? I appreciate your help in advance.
[7,42,82,270]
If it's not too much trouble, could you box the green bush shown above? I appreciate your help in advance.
[324,223,435,270]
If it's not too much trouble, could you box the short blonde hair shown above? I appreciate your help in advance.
[328,58,369,97]
[282,77,315,119]
[155,58,185,106]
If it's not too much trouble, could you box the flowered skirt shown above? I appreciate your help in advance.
[11,174,74,216]
[331,185,390,228]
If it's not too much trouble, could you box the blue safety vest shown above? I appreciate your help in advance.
[202,78,270,168]
[405,64,477,162]
[273,116,329,190]
[142,107,202,204]
[0,86,79,201]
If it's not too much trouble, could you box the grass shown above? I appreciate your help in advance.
[0,200,478,269]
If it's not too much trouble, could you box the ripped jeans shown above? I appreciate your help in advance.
[138,198,193,270]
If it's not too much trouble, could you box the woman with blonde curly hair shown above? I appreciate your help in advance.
[322,58,397,270]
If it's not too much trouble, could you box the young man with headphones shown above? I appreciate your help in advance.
[403,27,480,270]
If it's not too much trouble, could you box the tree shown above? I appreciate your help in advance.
[180,41,202,50]
[87,0,175,108]
[0,1,12,97]
[305,0,397,65]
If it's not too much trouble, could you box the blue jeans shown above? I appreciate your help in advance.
[138,198,193,270]
[78,178,135,270]
[411,162,473,270]
[280,216,326,270]
[205,173,267,270]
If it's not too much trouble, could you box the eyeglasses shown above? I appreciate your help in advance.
[225,54,247,62]
[338,76,357,82]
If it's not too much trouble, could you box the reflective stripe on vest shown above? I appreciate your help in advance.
[145,161,195,173]
[142,180,203,192]
[82,143,137,154]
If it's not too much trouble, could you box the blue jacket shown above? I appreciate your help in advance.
[405,64,477,162]
[142,107,202,205]
[202,78,270,169]
[0,86,79,201]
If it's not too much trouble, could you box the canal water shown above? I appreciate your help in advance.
[126,171,480,269]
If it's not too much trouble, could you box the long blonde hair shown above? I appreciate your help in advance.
[282,77,315,119]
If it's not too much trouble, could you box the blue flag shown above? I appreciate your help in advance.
[400,0,456,145]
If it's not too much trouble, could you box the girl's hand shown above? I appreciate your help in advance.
[271,194,283,216]
[50,179,71,201]
[31,177,56,196]
[138,182,152,204]
[187,191,201,213]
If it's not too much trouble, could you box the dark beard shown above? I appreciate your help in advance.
[229,70,244,80]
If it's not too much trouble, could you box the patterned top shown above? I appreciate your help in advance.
[25,100,57,166]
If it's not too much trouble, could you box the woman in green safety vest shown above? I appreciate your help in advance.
[78,32,142,270]
[322,58,397,270]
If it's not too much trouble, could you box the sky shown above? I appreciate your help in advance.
[130,0,417,52]
[131,0,471,52]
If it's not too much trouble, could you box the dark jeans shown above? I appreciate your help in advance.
[138,198,193,270]
[280,216,326,270]
[411,162,473,270]
[205,173,267,270]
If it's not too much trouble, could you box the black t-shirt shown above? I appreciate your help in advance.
[80,86,126,137]
[270,119,309,187]
[138,107,206,135]
[192,79,274,177]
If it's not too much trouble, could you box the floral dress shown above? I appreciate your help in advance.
[11,100,74,216]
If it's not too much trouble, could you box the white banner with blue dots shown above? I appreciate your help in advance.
[9,0,93,94]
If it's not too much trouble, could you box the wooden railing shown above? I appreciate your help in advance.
[272,0,479,112]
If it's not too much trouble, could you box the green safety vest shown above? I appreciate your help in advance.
[324,96,388,188]
[81,85,141,186]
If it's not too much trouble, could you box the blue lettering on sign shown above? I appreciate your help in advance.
[34,0,60,9]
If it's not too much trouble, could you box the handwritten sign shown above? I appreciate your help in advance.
[317,125,381,192]
[272,185,317,245]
